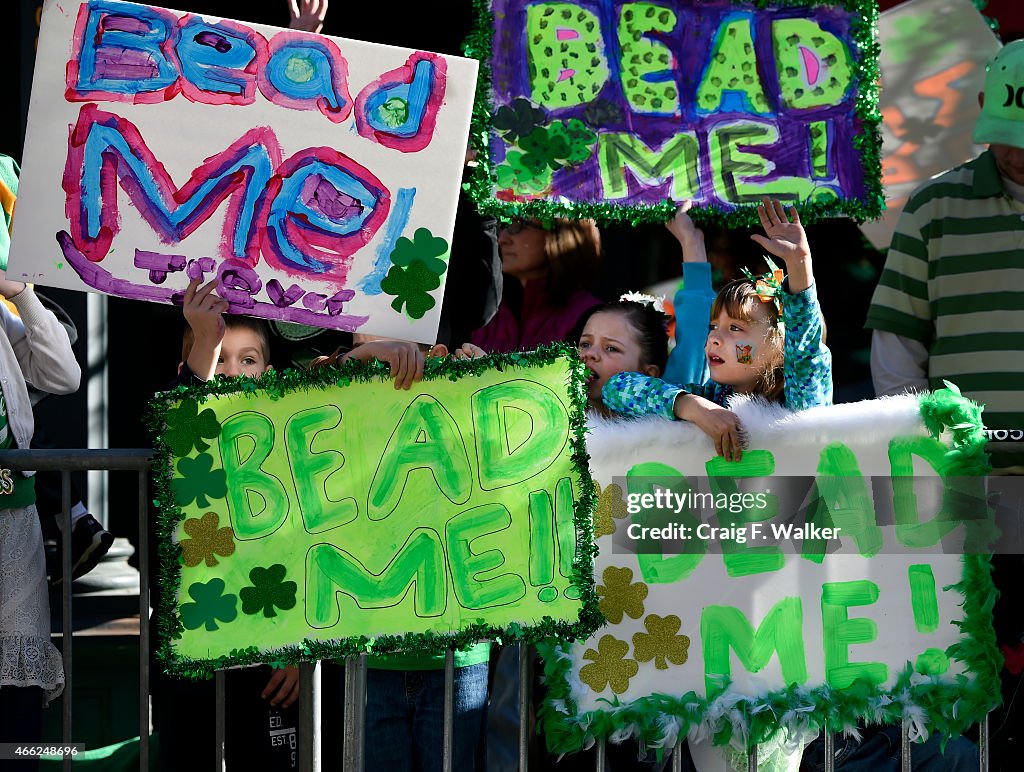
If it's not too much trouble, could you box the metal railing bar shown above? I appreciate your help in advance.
[518,643,530,772]
[61,471,72,772]
[0,448,151,471]
[215,670,226,771]
[595,737,606,772]
[979,714,989,772]
[298,661,321,772]
[823,725,834,772]
[901,719,911,772]
[138,469,150,771]
[671,740,683,772]
[443,649,455,772]
[748,745,757,771]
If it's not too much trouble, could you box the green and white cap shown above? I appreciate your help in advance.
[974,40,1024,149]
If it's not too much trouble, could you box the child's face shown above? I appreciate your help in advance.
[216,327,270,379]
[579,312,658,409]
[705,305,779,392]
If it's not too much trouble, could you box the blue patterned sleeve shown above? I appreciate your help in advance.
[782,280,832,410]
[663,262,715,386]
[602,372,685,420]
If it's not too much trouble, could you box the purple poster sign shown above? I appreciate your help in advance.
[467,0,882,225]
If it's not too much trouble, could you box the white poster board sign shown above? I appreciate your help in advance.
[541,391,998,756]
[10,0,478,343]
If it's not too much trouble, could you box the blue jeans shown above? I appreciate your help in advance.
[801,727,977,772]
[364,664,488,772]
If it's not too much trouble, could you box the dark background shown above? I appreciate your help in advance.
[2,0,1022,543]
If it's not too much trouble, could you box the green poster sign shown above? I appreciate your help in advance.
[148,345,600,677]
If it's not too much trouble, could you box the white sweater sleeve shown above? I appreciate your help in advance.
[5,287,81,395]
[871,329,928,397]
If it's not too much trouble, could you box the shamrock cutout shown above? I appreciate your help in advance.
[240,564,298,618]
[164,399,222,456]
[494,151,553,196]
[173,453,227,508]
[180,511,235,568]
[547,119,597,165]
[380,262,442,319]
[389,228,450,276]
[492,97,548,143]
[579,634,638,694]
[593,482,628,538]
[378,97,410,128]
[180,578,237,631]
[597,565,648,624]
[632,614,690,670]
[519,125,571,172]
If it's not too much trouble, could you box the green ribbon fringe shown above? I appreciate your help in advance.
[538,385,1001,754]
[145,342,603,680]
[463,0,884,228]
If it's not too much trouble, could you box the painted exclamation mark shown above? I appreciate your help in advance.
[527,477,578,602]
[809,121,829,179]
[908,564,949,675]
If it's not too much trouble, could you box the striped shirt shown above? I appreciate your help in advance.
[866,150,1024,441]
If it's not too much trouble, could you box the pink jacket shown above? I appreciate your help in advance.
[470,278,601,353]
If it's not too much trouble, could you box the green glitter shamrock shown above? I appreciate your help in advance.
[593,482,629,538]
[380,261,442,319]
[597,565,648,624]
[164,399,221,456]
[180,578,237,631]
[173,453,227,508]
[547,119,597,165]
[494,151,552,195]
[180,511,235,568]
[579,634,638,694]
[239,564,298,618]
[389,228,450,275]
[581,98,625,128]
[632,614,690,670]
[492,97,548,143]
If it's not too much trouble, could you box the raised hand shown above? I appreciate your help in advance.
[183,277,229,380]
[749,197,813,293]
[287,0,328,33]
[665,201,708,264]
[262,665,300,709]
[345,339,425,390]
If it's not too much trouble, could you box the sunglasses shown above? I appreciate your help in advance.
[501,220,543,235]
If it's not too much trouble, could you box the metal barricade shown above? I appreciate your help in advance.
[0,449,996,772]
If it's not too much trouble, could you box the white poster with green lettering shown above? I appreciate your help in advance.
[149,347,600,677]
[540,387,999,757]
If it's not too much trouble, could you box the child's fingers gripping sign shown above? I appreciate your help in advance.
[262,665,300,709]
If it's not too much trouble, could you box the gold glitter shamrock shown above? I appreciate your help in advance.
[597,566,648,624]
[180,511,236,568]
[593,482,628,538]
[579,634,639,694]
[632,614,690,670]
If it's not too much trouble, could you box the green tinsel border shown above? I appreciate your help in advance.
[463,0,884,228]
[538,386,1001,754]
[145,342,603,680]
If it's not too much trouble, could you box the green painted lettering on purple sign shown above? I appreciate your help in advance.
[285,404,357,534]
[617,3,680,115]
[527,3,609,108]
[696,16,769,114]
[219,412,291,540]
[810,121,829,178]
[700,597,807,698]
[772,19,854,110]
[821,580,887,689]
[598,132,699,200]
[709,120,838,204]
